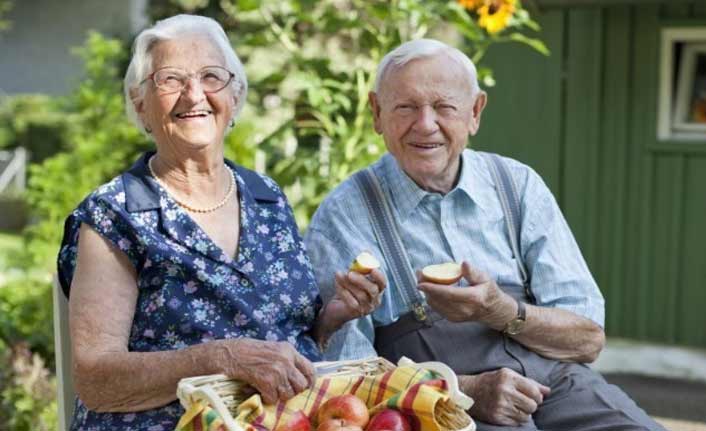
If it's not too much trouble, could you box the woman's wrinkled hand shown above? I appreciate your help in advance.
[217,338,316,405]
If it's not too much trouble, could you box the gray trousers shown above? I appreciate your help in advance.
[473,363,666,431]
[374,305,667,431]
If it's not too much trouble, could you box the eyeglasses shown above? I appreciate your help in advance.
[140,66,235,94]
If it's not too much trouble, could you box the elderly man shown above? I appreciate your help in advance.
[304,39,664,431]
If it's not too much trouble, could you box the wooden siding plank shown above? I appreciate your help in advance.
[678,156,706,346]
[660,3,692,19]
[563,8,603,272]
[693,3,706,18]
[666,155,685,343]
[648,155,681,342]
[627,5,660,341]
[599,5,632,334]
[474,11,565,193]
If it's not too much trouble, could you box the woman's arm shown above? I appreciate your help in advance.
[70,223,315,412]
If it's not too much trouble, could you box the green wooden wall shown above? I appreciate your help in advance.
[474,3,706,348]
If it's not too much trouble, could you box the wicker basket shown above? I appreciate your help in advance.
[177,356,475,431]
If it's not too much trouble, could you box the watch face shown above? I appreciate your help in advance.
[506,318,525,335]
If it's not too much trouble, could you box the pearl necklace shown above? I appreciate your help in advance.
[148,155,236,213]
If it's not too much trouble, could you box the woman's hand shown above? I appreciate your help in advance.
[217,338,316,405]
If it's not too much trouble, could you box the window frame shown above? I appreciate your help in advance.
[658,27,706,142]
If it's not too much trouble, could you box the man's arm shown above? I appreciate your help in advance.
[304,225,379,360]
[417,162,606,362]
[420,262,605,362]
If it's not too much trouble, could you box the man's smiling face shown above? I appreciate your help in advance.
[369,53,485,193]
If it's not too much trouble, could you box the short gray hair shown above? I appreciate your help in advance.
[123,14,248,134]
[374,38,480,96]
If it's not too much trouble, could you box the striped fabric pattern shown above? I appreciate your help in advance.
[176,366,453,431]
[176,400,227,431]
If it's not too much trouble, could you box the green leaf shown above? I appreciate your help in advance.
[508,33,550,56]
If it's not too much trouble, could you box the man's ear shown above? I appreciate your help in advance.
[368,91,383,135]
[468,91,487,136]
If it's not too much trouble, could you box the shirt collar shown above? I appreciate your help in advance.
[456,149,494,211]
[123,151,278,213]
[378,149,494,220]
[377,153,429,220]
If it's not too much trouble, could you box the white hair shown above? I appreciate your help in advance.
[123,14,248,135]
[374,39,481,96]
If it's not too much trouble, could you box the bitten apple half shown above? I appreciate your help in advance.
[421,262,462,285]
[349,252,381,274]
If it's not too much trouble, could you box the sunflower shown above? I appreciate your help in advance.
[477,0,517,34]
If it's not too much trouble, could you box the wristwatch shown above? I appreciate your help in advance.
[502,299,526,335]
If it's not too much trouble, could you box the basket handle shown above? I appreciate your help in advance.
[397,357,474,410]
[178,381,244,431]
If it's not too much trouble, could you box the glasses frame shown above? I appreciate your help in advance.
[140,65,236,94]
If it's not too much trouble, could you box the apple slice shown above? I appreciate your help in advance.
[421,262,462,285]
[349,252,381,274]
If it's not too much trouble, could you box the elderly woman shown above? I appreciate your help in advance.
[57,14,385,430]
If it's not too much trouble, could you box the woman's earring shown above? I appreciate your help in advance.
[145,125,152,133]
[229,119,235,128]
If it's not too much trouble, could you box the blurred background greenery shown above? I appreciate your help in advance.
[0,0,544,429]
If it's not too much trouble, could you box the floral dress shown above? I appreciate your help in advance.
[57,152,322,431]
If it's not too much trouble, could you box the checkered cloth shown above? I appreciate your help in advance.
[175,365,453,431]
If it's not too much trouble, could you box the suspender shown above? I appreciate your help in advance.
[482,152,535,302]
[353,169,429,321]
[353,152,534,323]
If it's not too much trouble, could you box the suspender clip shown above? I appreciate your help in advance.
[413,303,428,322]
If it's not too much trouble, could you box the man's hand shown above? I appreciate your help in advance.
[417,262,516,329]
[459,369,550,426]
[325,269,386,328]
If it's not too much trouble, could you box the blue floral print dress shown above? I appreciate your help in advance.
[57,152,323,431]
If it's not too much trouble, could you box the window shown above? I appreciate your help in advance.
[658,28,706,141]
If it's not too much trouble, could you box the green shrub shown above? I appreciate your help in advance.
[0,276,54,366]
[0,342,57,431]
[0,95,67,163]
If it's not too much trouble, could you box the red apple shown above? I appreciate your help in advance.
[365,409,411,431]
[317,394,370,428]
[317,419,363,431]
[276,410,311,431]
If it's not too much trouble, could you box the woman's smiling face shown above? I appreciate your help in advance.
[136,35,236,151]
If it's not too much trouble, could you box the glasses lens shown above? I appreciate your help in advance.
[200,66,232,92]
[150,67,233,93]
[153,68,186,92]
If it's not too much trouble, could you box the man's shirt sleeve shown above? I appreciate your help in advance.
[304,218,378,360]
[517,163,606,327]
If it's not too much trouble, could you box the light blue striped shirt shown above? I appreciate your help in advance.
[304,149,604,361]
